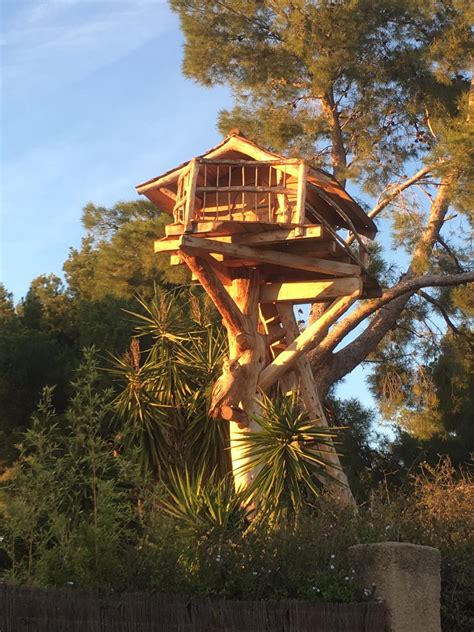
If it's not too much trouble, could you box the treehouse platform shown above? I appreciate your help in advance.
[137,131,381,301]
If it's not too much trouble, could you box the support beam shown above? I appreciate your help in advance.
[181,235,360,277]
[178,251,252,349]
[183,158,199,233]
[164,223,324,241]
[260,278,362,303]
[294,161,308,235]
[231,225,323,245]
[199,254,233,286]
[277,303,355,506]
[258,291,360,390]
[226,271,266,493]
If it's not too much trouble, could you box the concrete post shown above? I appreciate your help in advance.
[349,542,441,632]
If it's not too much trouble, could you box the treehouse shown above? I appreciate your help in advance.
[136,131,381,505]
[137,131,380,300]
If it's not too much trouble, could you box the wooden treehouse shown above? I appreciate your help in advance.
[136,131,380,505]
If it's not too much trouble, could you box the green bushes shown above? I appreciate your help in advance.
[0,343,472,630]
[356,462,474,632]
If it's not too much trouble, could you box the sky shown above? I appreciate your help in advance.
[1,0,231,300]
[0,0,392,417]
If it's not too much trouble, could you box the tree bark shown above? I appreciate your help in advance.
[310,181,458,395]
[321,90,347,187]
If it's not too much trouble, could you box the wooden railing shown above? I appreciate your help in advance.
[173,158,307,229]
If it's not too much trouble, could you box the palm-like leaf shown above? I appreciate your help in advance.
[161,468,247,539]
[236,394,343,521]
[109,287,230,479]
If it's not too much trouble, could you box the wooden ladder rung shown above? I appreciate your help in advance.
[270,341,287,351]
[263,314,281,325]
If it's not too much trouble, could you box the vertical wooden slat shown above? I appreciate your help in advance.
[203,163,207,216]
[242,165,246,219]
[183,158,199,233]
[254,164,258,220]
[295,160,308,235]
[228,164,232,220]
[216,164,220,220]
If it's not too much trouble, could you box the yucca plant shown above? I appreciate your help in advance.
[109,287,230,480]
[160,467,248,539]
[236,394,344,522]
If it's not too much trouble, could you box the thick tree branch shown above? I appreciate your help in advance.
[310,270,473,361]
[345,163,438,247]
[321,90,347,187]
[312,272,472,394]
[310,181,456,392]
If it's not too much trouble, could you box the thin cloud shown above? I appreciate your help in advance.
[2,0,172,88]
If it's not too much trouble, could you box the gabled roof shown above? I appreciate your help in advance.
[136,131,377,238]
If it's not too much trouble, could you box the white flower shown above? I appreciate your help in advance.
[385,525,391,530]
[330,564,335,570]
[215,554,222,562]
[330,554,335,559]
[67,581,74,585]
[252,571,258,576]
[344,576,349,581]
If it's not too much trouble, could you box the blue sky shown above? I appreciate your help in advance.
[1,0,231,301]
[0,0,393,416]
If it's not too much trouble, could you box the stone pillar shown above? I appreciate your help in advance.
[349,542,441,632]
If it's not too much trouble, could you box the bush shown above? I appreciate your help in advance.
[356,459,473,632]
[0,346,471,629]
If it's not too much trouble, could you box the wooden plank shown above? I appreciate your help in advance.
[154,239,180,253]
[196,185,294,194]
[180,235,361,278]
[274,240,336,257]
[258,291,361,391]
[165,221,325,240]
[170,254,183,266]
[183,158,199,233]
[294,161,308,235]
[231,225,323,245]
[260,278,362,303]
[199,158,301,165]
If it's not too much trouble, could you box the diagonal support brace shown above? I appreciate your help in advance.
[258,290,360,390]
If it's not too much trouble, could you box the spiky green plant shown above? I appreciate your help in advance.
[109,287,230,480]
[160,468,248,539]
[237,394,343,521]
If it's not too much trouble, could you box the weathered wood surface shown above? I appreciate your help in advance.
[226,271,266,492]
[276,304,355,506]
[260,278,362,303]
[176,236,361,278]
[0,584,388,632]
[178,252,251,348]
[164,221,324,240]
[258,291,361,391]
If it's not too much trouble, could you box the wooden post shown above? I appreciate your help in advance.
[294,161,308,235]
[277,303,356,506]
[183,158,199,233]
[226,270,266,492]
